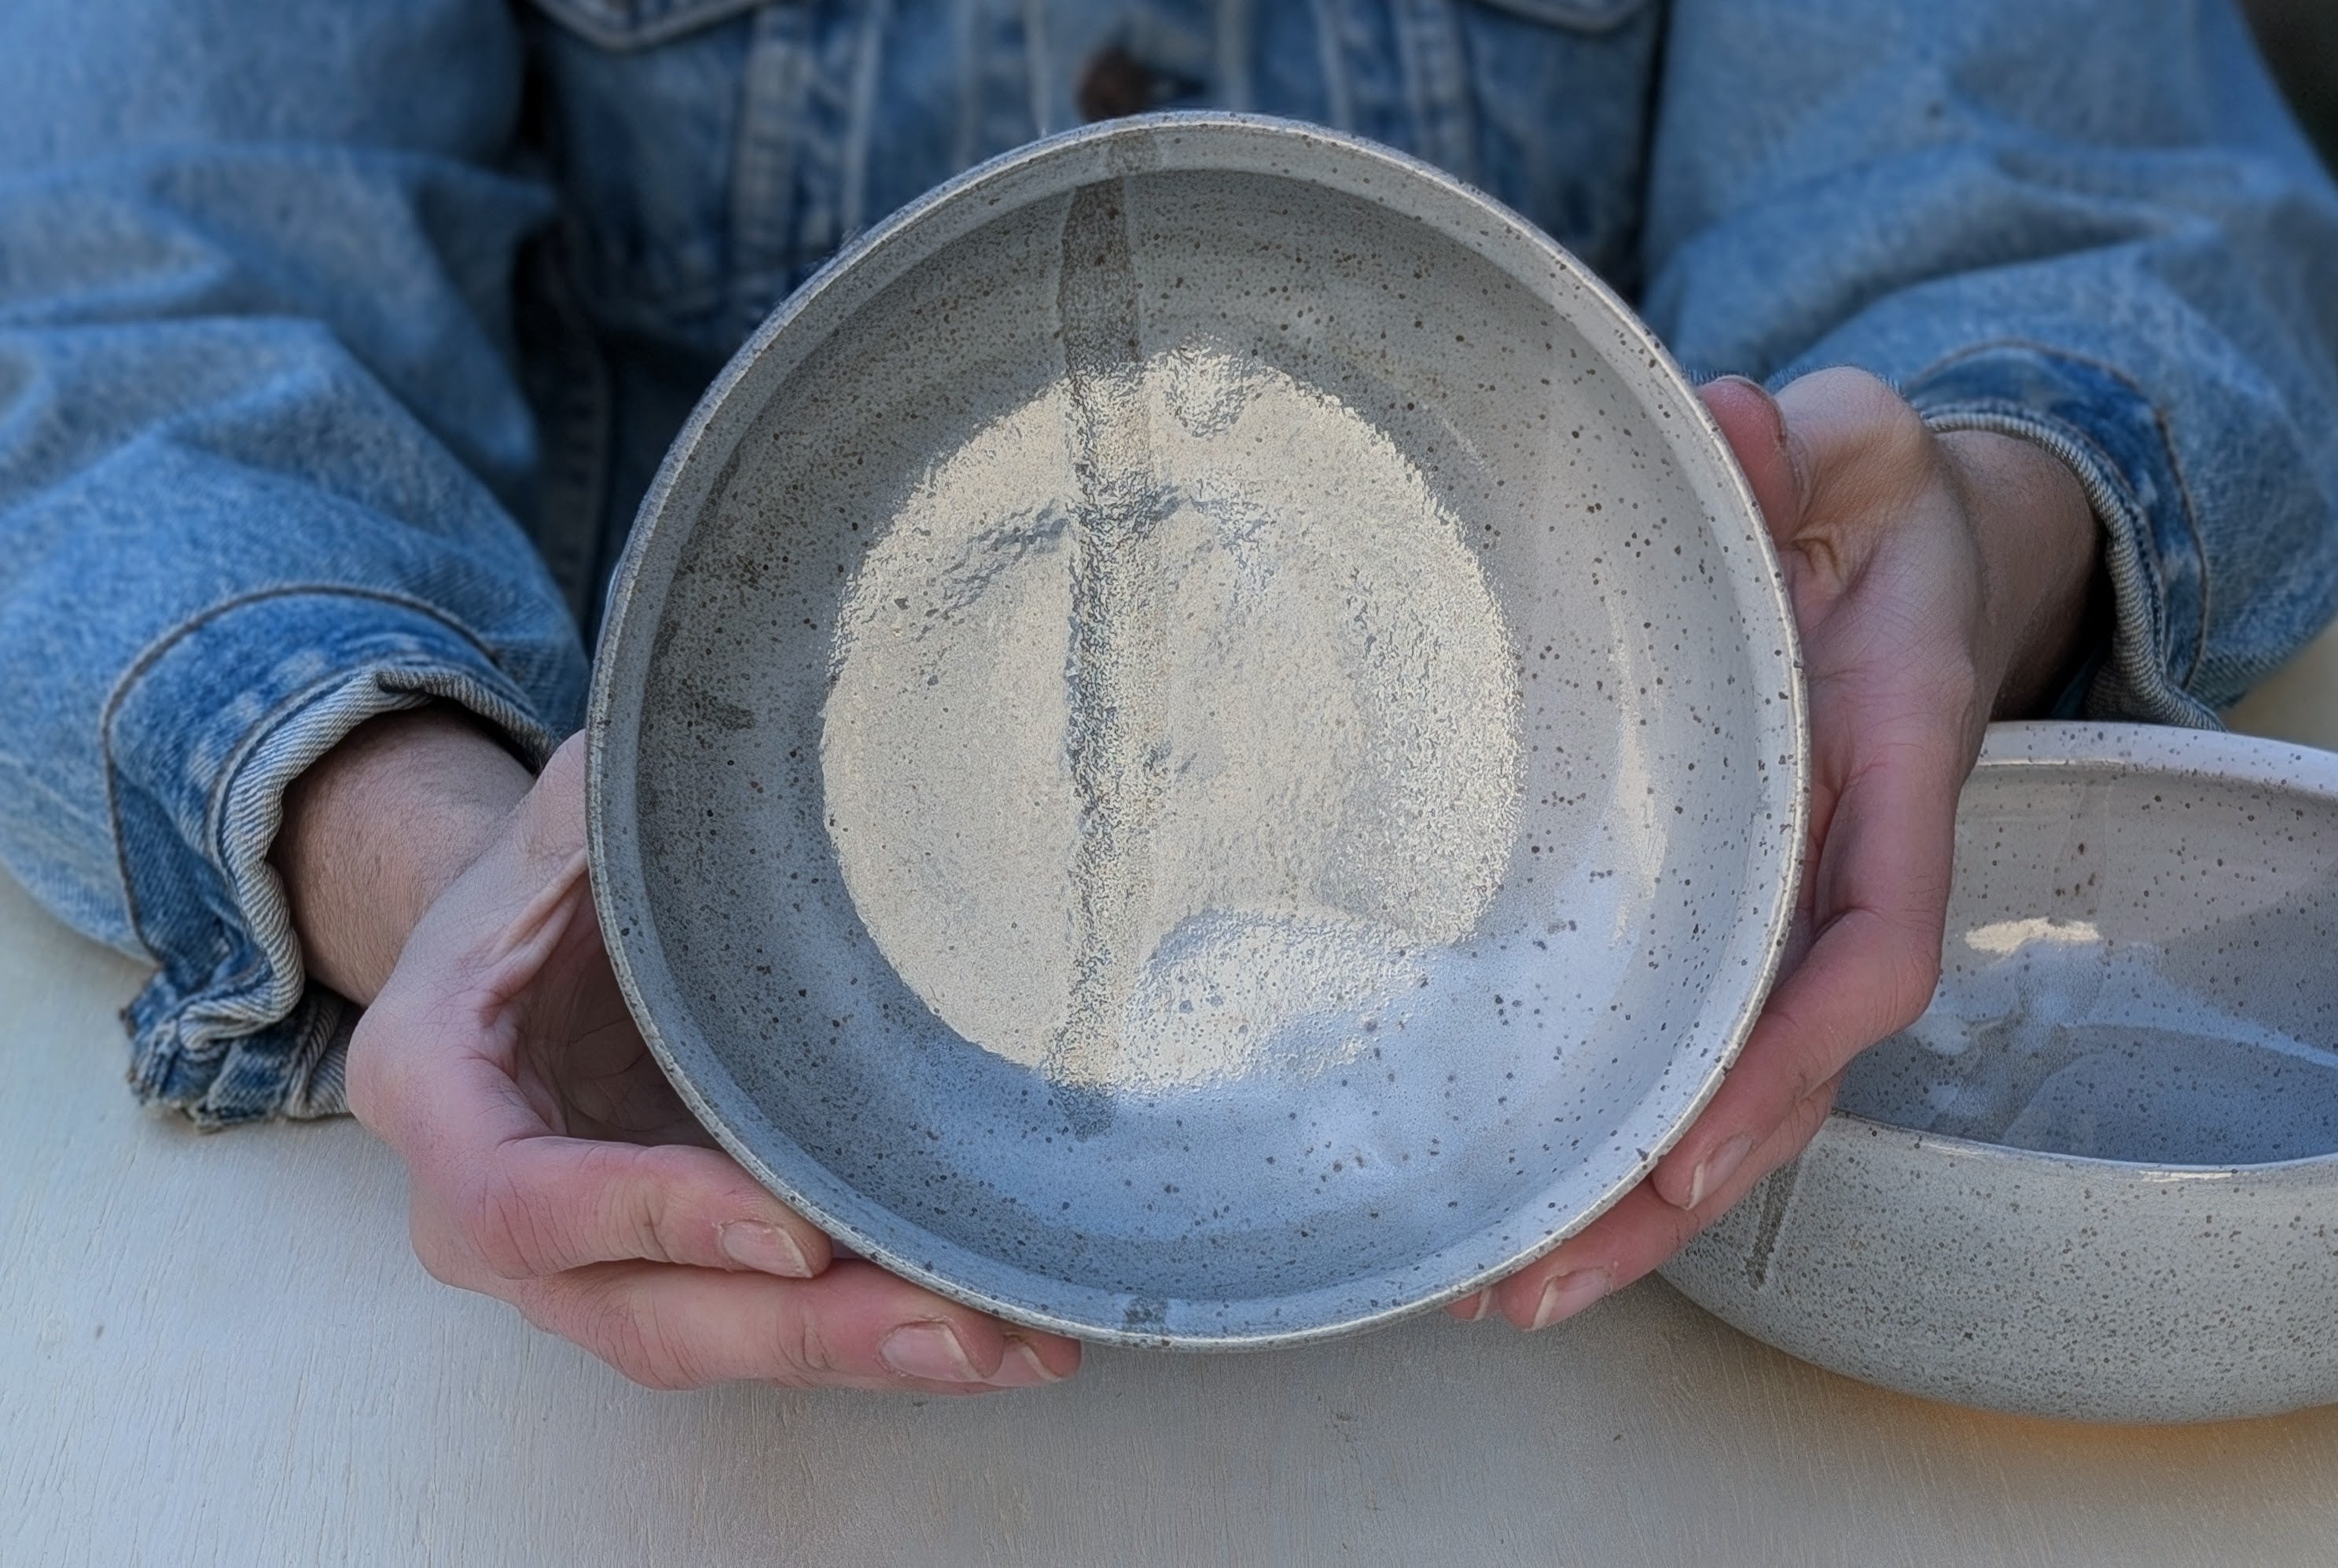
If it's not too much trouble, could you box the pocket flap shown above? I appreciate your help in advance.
[528,0,769,52]
[1470,0,1652,32]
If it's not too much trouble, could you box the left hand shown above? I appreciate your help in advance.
[1452,366,2101,1331]
[282,712,1083,1393]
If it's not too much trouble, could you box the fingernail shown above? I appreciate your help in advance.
[719,1221,811,1278]
[1530,1269,1615,1331]
[1456,1291,1492,1322]
[881,1321,982,1383]
[1684,1133,1757,1210]
[987,1338,1066,1389]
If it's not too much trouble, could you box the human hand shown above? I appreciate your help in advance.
[1451,367,2101,1330]
[282,711,1082,1392]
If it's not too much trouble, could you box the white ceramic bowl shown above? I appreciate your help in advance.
[1663,722,2338,1423]
[587,114,1805,1346]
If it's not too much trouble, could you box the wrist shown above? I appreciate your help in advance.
[1938,428,2103,721]
[272,706,535,1004]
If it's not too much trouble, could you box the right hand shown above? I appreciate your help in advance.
[1445,369,2100,1331]
[284,711,1082,1393]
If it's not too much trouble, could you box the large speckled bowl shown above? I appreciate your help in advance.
[587,114,1804,1348]
[1663,723,2338,1423]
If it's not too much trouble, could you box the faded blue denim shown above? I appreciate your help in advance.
[1,1,2335,1126]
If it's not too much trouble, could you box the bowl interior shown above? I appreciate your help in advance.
[593,119,1799,1343]
[1840,753,2338,1166]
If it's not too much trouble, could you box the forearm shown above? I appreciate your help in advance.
[1936,428,2101,722]
[274,708,534,1006]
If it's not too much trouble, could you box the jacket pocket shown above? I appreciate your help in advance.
[1450,0,1662,282]
[520,0,782,340]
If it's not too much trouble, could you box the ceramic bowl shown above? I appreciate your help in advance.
[1663,723,2338,1423]
[586,113,1803,1347]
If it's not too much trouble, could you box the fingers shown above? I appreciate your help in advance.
[1649,736,1952,1211]
[379,960,840,1285]
[1478,1076,1841,1332]
[1644,911,1921,1211]
[410,1138,1086,1394]
[350,726,1077,1395]
[1668,365,1966,1219]
[511,1259,1083,1394]
[427,1136,838,1283]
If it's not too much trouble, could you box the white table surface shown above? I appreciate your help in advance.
[12,627,2338,1567]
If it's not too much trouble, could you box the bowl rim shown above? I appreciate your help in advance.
[583,110,1809,1347]
[1823,718,2338,1180]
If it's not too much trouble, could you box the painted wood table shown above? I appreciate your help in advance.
[10,633,2338,1566]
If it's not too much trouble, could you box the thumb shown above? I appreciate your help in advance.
[381,732,592,1011]
[510,729,590,874]
[455,729,591,924]
[1700,374,1806,544]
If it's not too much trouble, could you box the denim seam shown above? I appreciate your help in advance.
[1308,0,1358,132]
[1215,0,1256,112]
[1921,403,2219,731]
[1397,1,1476,182]
[953,0,982,167]
[838,0,891,245]
[524,234,616,626]
[1614,0,1671,302]
[728,6,812,338]
[1020,0,1056,137]
[99,585,541,964]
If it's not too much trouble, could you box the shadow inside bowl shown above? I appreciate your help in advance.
[1836,753,2338,1168]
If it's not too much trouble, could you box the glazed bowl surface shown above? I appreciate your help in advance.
[588,114,1803,1347]
[1663,723,2338,1422]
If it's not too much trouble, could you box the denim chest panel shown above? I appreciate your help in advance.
[523,0,1660,355]
[515,0,1660,616]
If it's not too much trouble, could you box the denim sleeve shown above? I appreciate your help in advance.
[0,2,590,1126]
[1642,0,2338,726]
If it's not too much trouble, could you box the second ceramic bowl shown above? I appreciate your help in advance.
[1663,723,2338,1423]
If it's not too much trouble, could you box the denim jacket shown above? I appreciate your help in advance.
[2,0,2336,1126]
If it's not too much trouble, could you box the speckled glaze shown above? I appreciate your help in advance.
[1663,722,2338,1423]
[586,114,1806,1349]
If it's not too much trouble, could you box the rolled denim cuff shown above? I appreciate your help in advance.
[1900,345,2218,731]
[109,589,559,1129]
